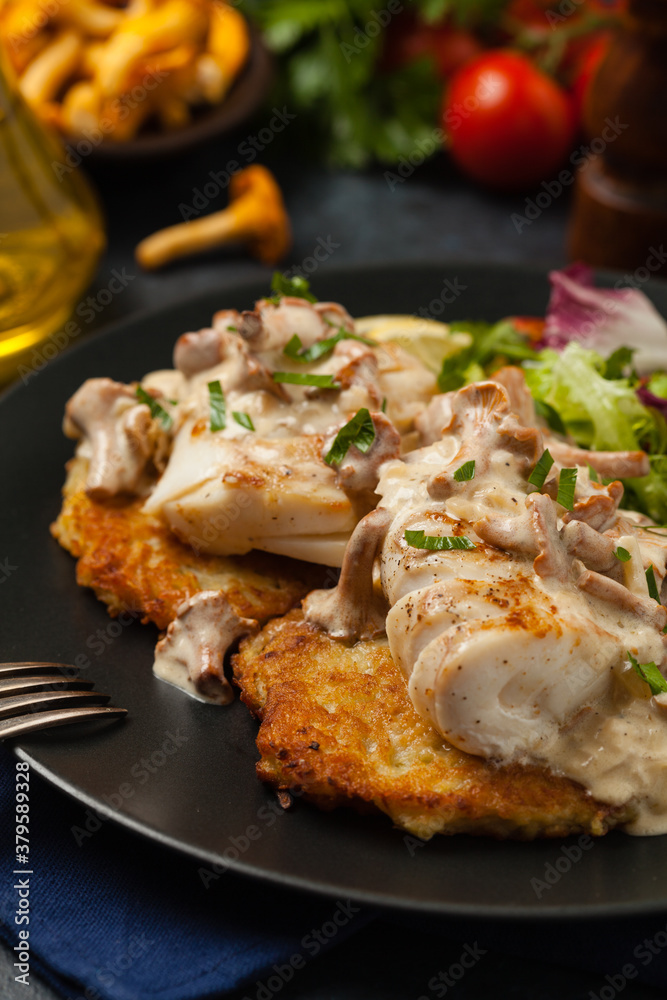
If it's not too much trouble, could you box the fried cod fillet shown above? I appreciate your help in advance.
[233,610,633,840]
[51,456,322,629]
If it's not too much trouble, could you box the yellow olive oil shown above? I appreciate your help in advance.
[0,55,105,383]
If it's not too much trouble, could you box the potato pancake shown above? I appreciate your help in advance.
[233,610,632,840]
[51,456,323,630]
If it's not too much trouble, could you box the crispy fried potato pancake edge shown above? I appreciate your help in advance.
[233,610,633,840]
[51,456,323,629]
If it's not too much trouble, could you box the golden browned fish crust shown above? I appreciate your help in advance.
[51,456,322,629]
[233,610,633,840]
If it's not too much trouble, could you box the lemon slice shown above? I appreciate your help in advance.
[355,314,471,374]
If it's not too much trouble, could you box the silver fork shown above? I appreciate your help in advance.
[0,663,127,739]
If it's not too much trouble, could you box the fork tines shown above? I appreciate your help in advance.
[0,661,85,675]
[0,663,127,740]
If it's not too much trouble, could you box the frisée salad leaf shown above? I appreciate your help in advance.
[523,343,667,522]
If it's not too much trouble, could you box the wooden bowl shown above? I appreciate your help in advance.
[62,23,273,160]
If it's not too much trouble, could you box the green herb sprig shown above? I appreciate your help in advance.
[283,328,373,364]
[208,380,226,431]
[324,408,375,466]
[556,468,578,511]
[405,530,476,551]
[233,412,255,431]
[135,386,173,430]
[628,651,667,696]
[273,372,339,388]
[528,449,554,491]
[646,565,661,604]
[453,460,475,482]
[268,272,317,303]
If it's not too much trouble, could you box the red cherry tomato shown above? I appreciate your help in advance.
[382,14,482,79]
[570,33,610,124]
[442,51,576,191]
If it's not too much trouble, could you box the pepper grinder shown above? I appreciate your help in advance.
[568,0,667,276]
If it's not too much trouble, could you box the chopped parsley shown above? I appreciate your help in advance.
[208,380,226,431]
[273,371,339,388]
[232,411,255,431]
[646,564,661,603]
[283,328,372,363]
[135,386,172,430]
[615,547,631,563]
[453,460,475,482]
[324,408,375,466]
[556,467,578,511]
[587,463,600,484]
[528,449,554,491]
[268,272,317,303]
[404,530,476,551]
[628,651,667,696]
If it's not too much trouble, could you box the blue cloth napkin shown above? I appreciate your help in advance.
[5,741,667,1000]
[0,746,371,1000]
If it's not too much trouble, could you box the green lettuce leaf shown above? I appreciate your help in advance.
[523,343,667,521]
[437,320,537,391]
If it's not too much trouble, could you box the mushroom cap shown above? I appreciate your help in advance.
[228,164,292,265]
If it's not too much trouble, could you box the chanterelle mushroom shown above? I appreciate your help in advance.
[153,590,256,704]
[63,377,167,500]
[302,507,392,641]
[135,166,291,270]
[238,296,354,353]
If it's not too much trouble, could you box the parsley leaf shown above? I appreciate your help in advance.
[273,371,339,388]
[588,463,600,484]
[556,467,578,511]
[135,386,172,430]
[208,380,226,432]
[324,408,375,466]
[404,530,476,551]
[646,564,661,603]
[245,0,520,169]
[615,547,631,562]
[528,449,554,491]
[270,272,317,303]
[628,651,667,696]
[283,328,372,363]
[453,460,475,482]
[232,411,255,431]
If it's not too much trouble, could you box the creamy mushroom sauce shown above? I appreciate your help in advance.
[139,299,436,567]
[375,380,667,834]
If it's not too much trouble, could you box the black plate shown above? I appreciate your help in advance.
[4,261,667,919]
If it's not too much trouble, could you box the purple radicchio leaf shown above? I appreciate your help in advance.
[540,263,667,374]
[637,385,667,419]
